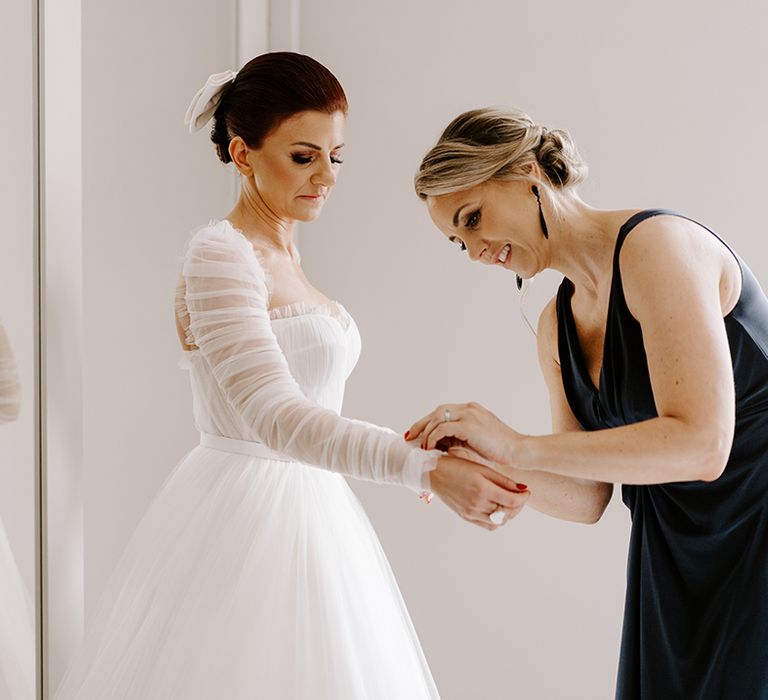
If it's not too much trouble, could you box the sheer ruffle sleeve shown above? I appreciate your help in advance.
[181,222,440,493]
[0,319,22,424]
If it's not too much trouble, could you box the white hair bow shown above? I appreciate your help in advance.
[184,69,238,133]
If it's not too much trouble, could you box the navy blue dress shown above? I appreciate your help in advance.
[555,210,768,699]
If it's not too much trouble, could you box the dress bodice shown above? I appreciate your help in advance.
[180,302,362,441]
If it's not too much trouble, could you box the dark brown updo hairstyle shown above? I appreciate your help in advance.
[210,52,348,164]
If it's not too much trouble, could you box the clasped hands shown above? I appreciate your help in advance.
[406,402,530,531]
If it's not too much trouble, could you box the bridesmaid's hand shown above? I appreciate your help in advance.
[407,402,525,469]
[426,455,530,531]
[439,438,499,470]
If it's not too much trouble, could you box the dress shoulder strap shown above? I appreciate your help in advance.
[612,209,680,270]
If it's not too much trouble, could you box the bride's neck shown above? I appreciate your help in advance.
[226,181,296,255]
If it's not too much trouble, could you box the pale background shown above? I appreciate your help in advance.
[79,0,238,616]
[1,0,36,596]
[45,0,768,698]
[3,2,38,697]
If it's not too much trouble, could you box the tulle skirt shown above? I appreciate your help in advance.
[54,439,440,699]
[0,517,35,700]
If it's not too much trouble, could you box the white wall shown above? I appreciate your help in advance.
[43,0,85,689]
[0,0,38,694]
[0,0,37,599]
[299,1,768,698]
[79,0,238,624]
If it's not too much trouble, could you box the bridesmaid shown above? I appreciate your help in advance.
[408,107,768,699]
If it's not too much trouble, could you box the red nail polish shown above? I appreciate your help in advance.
[404,431,410,439]
[516,483,528,490]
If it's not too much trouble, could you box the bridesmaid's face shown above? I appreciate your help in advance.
[426,179,545,280]
[244,110,346,223]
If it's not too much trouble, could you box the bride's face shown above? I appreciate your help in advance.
[246,110,346,223]
[426,179,544,279]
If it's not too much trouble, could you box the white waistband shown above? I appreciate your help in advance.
[199,432,292,462]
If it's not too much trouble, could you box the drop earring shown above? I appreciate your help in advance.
[517,184,548,291]
[532,184,549,239]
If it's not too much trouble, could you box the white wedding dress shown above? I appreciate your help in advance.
[0,318,36,700]
[54,219,442,699]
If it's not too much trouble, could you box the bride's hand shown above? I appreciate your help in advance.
[426,455,530,531]
[407,402,525,469]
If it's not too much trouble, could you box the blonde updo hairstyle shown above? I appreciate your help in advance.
[414,107,587,202]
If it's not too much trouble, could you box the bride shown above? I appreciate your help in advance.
[54,52,529,699]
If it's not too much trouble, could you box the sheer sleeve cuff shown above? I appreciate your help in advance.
[401,445,442,495]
